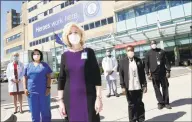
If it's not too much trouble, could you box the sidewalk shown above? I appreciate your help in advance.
[1,73,191,122]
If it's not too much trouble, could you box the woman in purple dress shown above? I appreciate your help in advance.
[58,22,103,122]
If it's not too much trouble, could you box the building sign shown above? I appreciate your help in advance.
[33,1,102,38]
[115,40,147,49]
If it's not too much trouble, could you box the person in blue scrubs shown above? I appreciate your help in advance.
[23,49,52,122]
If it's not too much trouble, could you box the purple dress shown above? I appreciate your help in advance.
[65,50,89,122]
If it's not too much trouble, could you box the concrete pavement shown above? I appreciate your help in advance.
[1,72,191,122]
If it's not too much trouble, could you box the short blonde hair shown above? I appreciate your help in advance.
[62,22,85,48]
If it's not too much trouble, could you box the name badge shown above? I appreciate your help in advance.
[81,52,87,59]
[157,61,160,65]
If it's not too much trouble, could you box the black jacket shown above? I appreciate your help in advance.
[119,56,147,89]
[145,48,171,75]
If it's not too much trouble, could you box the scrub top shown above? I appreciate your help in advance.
[24,62,52,95]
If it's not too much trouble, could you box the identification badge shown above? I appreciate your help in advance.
[81,52,87,59]
[157,61,160,65]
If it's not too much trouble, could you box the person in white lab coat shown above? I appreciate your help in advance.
[102,50,119,98]
[6,52,25,114]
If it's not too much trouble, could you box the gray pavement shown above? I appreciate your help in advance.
[1,71,191,122]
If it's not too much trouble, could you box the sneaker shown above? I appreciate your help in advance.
[106,94,111,98]
[158,104,164,110]
[115,93,120,97]
[165,104,172,109]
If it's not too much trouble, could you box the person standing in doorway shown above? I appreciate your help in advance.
[119,45,147,122]
[102,50,119,98]
[145,40,172,110]
[6,52,25,114]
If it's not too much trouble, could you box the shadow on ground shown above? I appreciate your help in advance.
[146,111,186,122]
[171,98,192,107]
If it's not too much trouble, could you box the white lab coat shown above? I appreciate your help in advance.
[6,61,25,93]
[102,56,118,80]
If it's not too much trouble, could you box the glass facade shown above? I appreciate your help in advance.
[6,33,21,42]
[6,45,22,54]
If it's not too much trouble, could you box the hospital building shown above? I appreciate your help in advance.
[3,0,192,72]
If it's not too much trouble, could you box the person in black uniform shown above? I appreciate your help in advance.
[145,40,172,110]
[119,45,147,122]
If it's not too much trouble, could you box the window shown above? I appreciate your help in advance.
[183,0,191,4]
[46,37,49,42]
[43,1,48,4]
[95,21,101,27]
[65,1,69,7]
[33,41,36,46]
[84,24,89,30]
[44,11,48,16]
[51,35,55,40]
[29,19,32,23]
[107,17,114,24]
[169,0,182,7]
[145,2,156,14]
[49,9,53,14]
[61,3,65,9]
[42,38,45,43]
[89,23,95,29]
[36,40,39,45]
[117,11,126,22]
[39,39,42,44]
[134,4,146,16]
[30,42,33,47]
[6,45,22,54]
[34,16,38,20]
[101,19,107,26]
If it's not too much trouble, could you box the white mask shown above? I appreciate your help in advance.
[33,55,40,61]
[127,51,134,58]
[151,44,157,49]
[68,33,81,45]
[106,52,110,56]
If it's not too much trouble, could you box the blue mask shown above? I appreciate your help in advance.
[13,56,19,61]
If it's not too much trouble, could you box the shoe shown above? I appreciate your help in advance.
[165,104,172,109]
[158,104,164,110]
[115,93,120,97]
[13,112,17,114]
[106,94,111,98]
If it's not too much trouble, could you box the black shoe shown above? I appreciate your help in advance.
[106,94,111,98]
[158,104,164,110]
[115,93,120,97]
[13,112,17,114]
[165,104,172,109]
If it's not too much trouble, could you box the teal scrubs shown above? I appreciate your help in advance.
[25,62,52,122]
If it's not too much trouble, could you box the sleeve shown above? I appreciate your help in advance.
[58,54,67,90]
[24,64,28,77]
[164,51,171,73]
[89,48,101,86]
[46,63,53,74]
[119,60,125,88]
[140,60,147,87]
[145,52,150,75]
[112,57,118,72]
[6,64,13,81]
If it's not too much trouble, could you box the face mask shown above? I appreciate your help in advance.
[13,56,19,61]
[151,44,157,49]
[127,51,134,58]
[33,55,40,61]
[68,33,81,45]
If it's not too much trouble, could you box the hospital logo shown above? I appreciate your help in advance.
[84,1,100,17]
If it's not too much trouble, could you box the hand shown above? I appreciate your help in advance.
[95,97,103,114]
[142,87,147,93]
[122,88,126,95]
[45,88,51,96]
[24,89,29,96]
[59,101,67,116]
[109,71,114,75]
[148,75,152,80]
[166,72,170,78]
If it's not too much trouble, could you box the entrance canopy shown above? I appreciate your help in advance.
[86,20,192,51]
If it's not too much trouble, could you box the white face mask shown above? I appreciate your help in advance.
[33,55,40,61]
[106,52,110,56]
[68,33,81,45]
[13,56,19,62]
[151,44,157,49]
[127,51,134,58]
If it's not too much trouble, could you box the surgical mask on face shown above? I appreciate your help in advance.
[68,33,81,45]
[151,44,157,49]
[127,51,134,59]
[33,55,40,61]
[13,56,19,61]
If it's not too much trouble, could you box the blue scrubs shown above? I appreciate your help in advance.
[25,62,52,122]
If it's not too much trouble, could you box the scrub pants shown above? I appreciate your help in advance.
[28,93,51,122]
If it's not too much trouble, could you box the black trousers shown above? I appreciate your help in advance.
[151,73,170,105]
[126,90,145,122]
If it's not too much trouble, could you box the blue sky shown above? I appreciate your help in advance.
[1,1,22,60]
